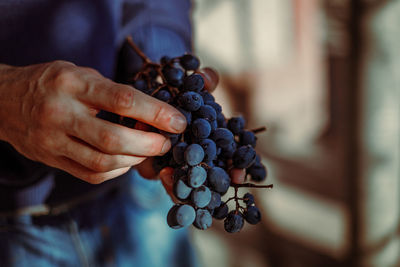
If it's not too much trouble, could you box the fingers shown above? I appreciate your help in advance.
[54,156,131,184]
[68,113,171,157]
[198,67,219,92]
[77,79,187,133]
[229,168,246,184]
[60,137,146,172]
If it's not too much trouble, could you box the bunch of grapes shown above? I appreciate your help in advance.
[123,37,273,233]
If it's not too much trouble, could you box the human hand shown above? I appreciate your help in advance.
[0,61,187,184]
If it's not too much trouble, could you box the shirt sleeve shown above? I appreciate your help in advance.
[115,0,193,82]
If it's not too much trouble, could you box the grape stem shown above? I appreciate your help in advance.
[251,126,267,134]
[126,36,151,64]
[230,183,273,189]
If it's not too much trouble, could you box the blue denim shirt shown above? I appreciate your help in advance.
[0,0,192,209]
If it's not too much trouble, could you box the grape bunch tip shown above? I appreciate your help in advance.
[123,35,273,234]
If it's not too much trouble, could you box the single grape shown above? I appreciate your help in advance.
[172,142,188,165]
[227,116,245,135]
[188,165,207,188]
[211,128,234,148]
[232,145,257,168]
[247,163,267,182]
[208,101,222,114]
[178,91,204,111]
[173,179,192,200]
[244,206,261,225]
[201,91,215,103]
[216,113,227,128]
[219,141,237,159]
[243,193,255,206]
[213,202,229,220]
[183,73,204,92]
[198,139,217,162]
[192,118,211,139]
[175,204,196,227]
[224,211,244,233]
[184,144,205,166]
[194,209,212,230]
[207,191,222,210]
[163,66,184,87]
[239,130,257,147]
[154,89,172,102]
[167,205,183,229]
[208,167,230,194]
[191,185,212,208]
[179,54,200,70]
[195,105,217,122]
[132,79,147,92]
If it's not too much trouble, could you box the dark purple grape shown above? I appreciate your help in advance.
[213,202,228,220]
[239,130,257,147]
[161,56,172,65]
[192,118,211,139]
[201,91,215,103]
[227,116,245,135]
[211,128,234,148]
[167,205,183,229]
[183,73,204,92]
[244,206,261,224]
[195,105,217,122]
[216,113,227,128]
[163,67,184,87]
[154,89,171,102]
[220,141,237,159]
[179,54,200,70]
[133,79,148,92]
[191,185,212,208]
[243,193,255,206]
[232,145,257,168]
[188,166,207,188]
[224,211,244,233]
[175,204,196,227]
[184,144,204,166]
[208,101,222,114]
[208,167,230,194]
[247,163,267,182]
[198,139,217,162]
[173,179,192,200]
[173,142,188,165]
[207,191,222,210]
[194,209,212,230]
[178,92,204,111]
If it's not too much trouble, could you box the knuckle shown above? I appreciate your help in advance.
[99,129,120,152]
[112,87,133,109]
[151,105,164,123]
[35,99,64,124]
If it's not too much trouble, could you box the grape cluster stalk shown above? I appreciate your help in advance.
[123,36,273,233]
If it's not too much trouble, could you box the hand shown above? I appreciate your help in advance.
[135,67,246,201]
[0,61,187,184]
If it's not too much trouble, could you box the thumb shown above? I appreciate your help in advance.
[159,167,178,202]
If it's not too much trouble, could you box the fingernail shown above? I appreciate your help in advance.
[160,139,171,154]
[170,114,187,132]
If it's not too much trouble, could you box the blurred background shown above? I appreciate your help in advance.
[189,0,400,266]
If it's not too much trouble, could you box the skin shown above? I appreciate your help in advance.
[0,60,244,199]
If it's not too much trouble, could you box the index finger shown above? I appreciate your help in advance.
[78,79,187,133]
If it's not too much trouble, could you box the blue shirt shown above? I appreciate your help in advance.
[0,0,192,210]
